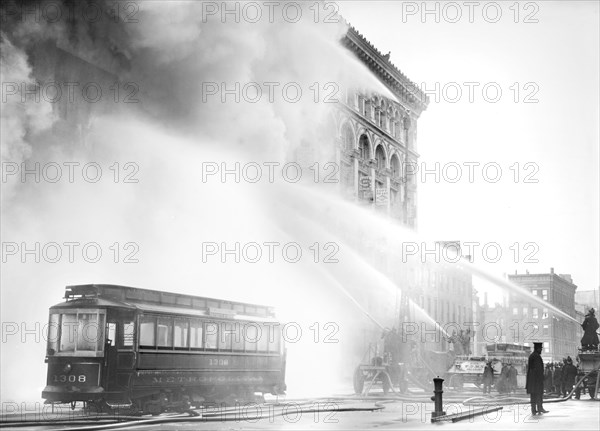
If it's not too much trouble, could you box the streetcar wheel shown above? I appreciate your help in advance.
[353,367,365,394]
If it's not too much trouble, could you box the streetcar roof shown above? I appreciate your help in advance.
[50,284,277,319]
[132,302,279,322]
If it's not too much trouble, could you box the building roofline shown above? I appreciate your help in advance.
[508,272,578,288]
[342,22,429,114]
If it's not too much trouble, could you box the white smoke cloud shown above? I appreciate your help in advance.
[1,1,400,403]
[1,33,55,201]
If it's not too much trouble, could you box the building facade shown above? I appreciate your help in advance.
[334,26,429,229]
[336,27,474,353]
[414,254,474,351]
[502,269,580,362]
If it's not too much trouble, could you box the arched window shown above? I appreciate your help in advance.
[378,101,386,129]
[364,99,372,119]
[403,116,412,147]
[389,110,398,136]
[357,94,364,113]
[359,134,370,160]
[375,145,386,170]
[390,154,400,178]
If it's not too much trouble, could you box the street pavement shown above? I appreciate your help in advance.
[2,396,598,430]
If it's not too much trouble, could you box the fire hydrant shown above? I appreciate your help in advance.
[431,376,446,421]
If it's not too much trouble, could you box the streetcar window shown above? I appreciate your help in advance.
[205,322,218,349]
[54,310,106,355]
[231,323,244,351]
[190,319,203,349]
[257,324,268,352]
[244,323,259,352]
[47,314,59,353]
[219,322,233,350]
[122,322,134,347]
[60,313,78,352]
[77,313,99,351]
[174,318,189,348]
[269,324,281,353]
[140,316,156,347]
[157,317,173,348]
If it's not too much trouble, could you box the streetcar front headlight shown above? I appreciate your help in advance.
[63,363,72,374]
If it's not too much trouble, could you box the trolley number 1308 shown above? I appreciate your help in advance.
[53,374,87,383]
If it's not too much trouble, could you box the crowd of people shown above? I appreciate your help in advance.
[480,307,599,399]
[543,357,578,396]
[480,355,582,396]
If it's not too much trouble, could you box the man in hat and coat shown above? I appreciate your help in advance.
[526,342,548,415]
[581,308,599,350]
[482,361,494,394]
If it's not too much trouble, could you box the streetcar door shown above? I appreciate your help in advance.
[103,319,118,390]
[103,312,136,393]
[117,315,136,370]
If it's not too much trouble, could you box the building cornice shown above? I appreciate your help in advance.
[508,273,578,290]
[342,23,429,116]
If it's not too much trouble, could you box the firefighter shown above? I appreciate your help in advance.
[581,308,599,350]
[526,342,548,415]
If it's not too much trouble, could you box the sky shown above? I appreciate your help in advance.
[338,0,600,301]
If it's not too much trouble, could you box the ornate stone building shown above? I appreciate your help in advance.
[335,28,474,357]
[335,26,429,229]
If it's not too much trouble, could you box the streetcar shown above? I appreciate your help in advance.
[42,284,287,414]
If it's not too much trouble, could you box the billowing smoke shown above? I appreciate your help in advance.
[1,0,394,403]
[0,32,54,201]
